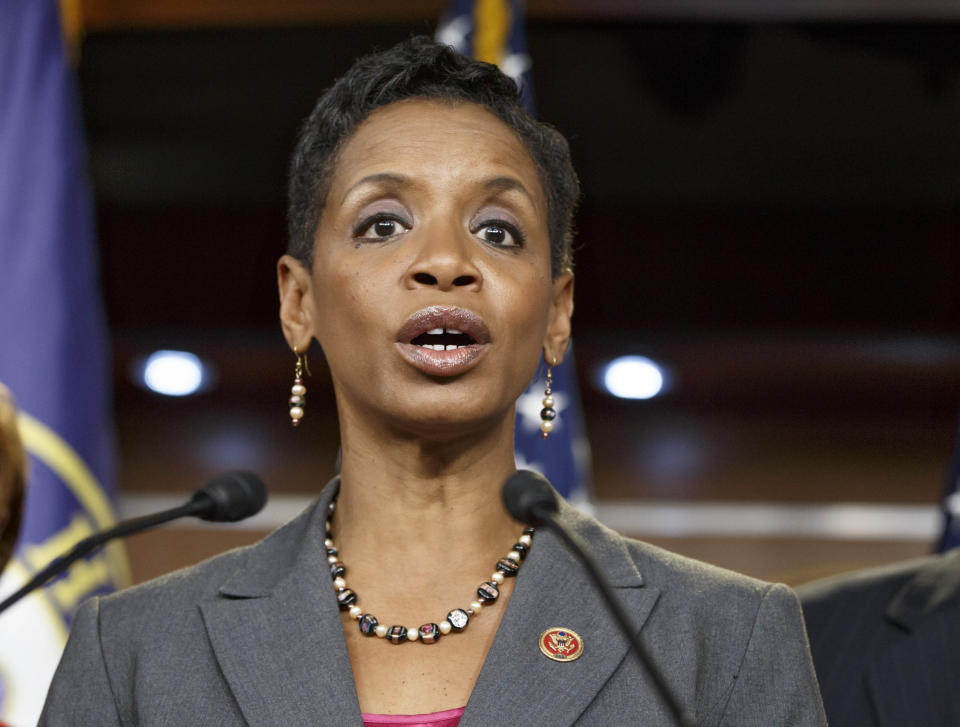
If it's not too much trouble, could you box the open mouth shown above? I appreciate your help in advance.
[409,327,477,350]
[397,306,491,348]
[396,306,491,376]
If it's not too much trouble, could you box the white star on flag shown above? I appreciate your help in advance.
[435,15,471,53]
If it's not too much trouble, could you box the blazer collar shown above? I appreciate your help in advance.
[200,477,659,727]
[199,477,363,726]
[884,547,960,632]
[461,493,661,727]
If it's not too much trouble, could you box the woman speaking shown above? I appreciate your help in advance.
[42,38,825,726]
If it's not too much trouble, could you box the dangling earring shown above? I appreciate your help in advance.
[289,348,309,427]
[540,360,557,439]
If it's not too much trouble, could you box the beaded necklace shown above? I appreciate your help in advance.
[324,498,534,644]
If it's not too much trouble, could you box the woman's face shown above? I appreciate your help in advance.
[279,99,573,439]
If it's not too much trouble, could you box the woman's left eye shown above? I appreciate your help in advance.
[475,221,524,248]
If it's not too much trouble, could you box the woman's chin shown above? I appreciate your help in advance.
[382,404,510,443]
[335,369,527,442]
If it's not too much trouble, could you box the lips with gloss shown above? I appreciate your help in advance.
[395,306,491,377]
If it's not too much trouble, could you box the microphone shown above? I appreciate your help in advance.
[502,470,697,727]
[191,470,268,522]
[0,471,267,616]
[501,469,559,525]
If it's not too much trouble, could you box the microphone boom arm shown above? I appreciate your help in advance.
[0,498,206,616]
[0,471,265,617]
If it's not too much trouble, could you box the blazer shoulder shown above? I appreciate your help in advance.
[586,528,823,724]
[556,497,774,601]
[97,493,326,624]
[99,540,253,615]
[563,512,800,645]
[796,555,934,614]
[626,535,775,599]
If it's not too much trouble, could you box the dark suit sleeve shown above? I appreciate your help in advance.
[718,583,827,727]
[39,597,125,726]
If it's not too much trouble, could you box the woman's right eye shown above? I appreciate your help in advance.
[354,214,410,240]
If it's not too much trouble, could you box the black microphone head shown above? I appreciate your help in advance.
[191,471,267,522]
[502,470,558,526]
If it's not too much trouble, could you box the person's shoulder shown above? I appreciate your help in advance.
[565,510,815,693]
[627,536,771,595]
[558,500,788,619]
[97,493,324,624]
[622,534,794,632]
[99,540,253,615]
[796,554,938,613]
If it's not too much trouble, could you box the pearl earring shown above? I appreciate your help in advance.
[289,348,309,426]
[540,361,557,439]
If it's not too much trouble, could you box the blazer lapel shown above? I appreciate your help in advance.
[866,549,960,727]
[461,499,661,727]
[199,478,364,727]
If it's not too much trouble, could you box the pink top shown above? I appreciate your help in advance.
[361,707,465,727]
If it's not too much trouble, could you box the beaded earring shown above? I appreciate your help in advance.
[289,348,309,426]
[540,361,557,439]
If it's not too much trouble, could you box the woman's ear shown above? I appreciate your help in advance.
[278,254,316,351]
[543,270,574,366]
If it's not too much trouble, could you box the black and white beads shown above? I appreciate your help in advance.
[477,582,500,603]
[447,608,470,631]
[358,614,379,635]
[540,368,556,439]
[325,499,533,646]
[418,623,440,644]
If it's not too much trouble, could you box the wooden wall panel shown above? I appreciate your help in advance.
[123,526,933,587]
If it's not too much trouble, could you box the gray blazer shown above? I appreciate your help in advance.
[42,478,826,726]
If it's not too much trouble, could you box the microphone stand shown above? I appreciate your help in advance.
[0,497,209,616]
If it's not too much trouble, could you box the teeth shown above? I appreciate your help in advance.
[426,328,444,335]
[447,328,463,335]
[417,343,465,351]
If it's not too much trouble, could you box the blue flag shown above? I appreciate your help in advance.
[937,417,960,552]
[437,0,592,505]
[437,0,536,113]
[0,1,128,722]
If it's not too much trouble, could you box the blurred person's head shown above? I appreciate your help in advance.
[0,383,25,573]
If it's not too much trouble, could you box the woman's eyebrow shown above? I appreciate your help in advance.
[341,172,407,205]
[340,173,534,207]
[483,176,535,205]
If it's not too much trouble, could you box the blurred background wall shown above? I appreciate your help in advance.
[74,0,958,586]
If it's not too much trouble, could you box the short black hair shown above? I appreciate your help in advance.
[287,35,579,277]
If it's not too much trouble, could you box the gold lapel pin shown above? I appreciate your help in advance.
[539,627,584,662]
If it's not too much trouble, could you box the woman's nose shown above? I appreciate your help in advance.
[404,226,482,292]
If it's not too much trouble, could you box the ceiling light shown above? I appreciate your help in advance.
[601,356,665,400]
[141,350,207,396]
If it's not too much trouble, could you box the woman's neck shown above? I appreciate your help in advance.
[330,405,522,597]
